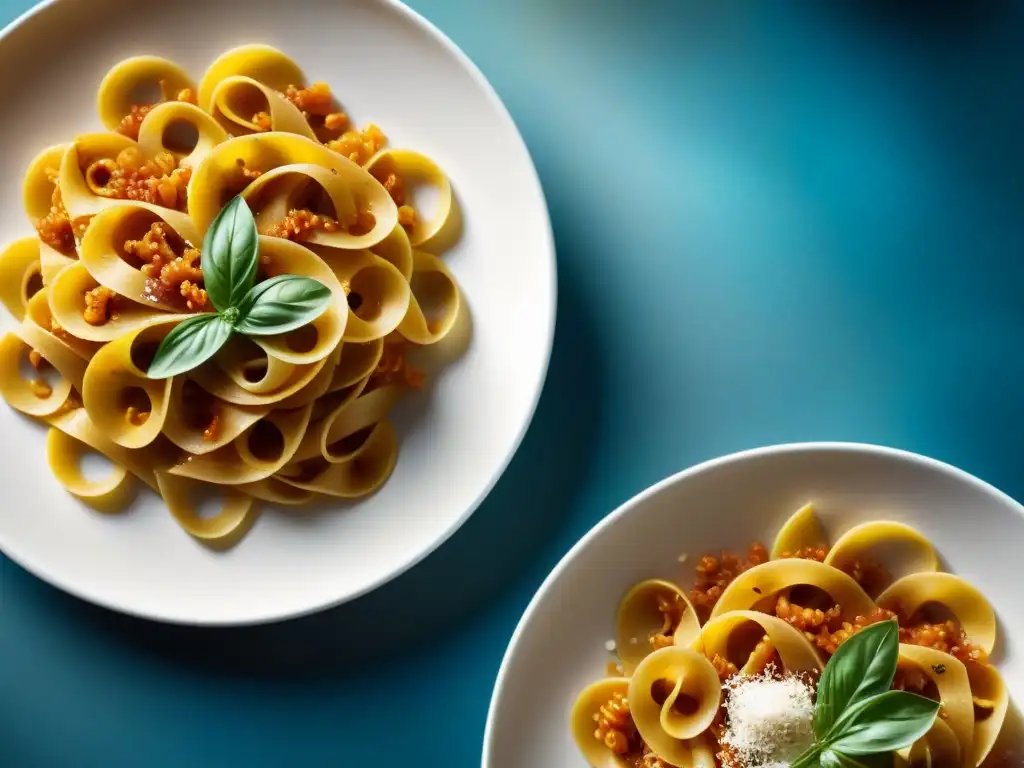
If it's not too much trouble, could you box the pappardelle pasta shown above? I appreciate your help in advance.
[572,505,1011,768]
[0,46,463,546]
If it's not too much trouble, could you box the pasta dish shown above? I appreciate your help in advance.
[0,46,462,546]
[571,504,1011,767]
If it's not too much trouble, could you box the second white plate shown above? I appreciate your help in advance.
[483,443,1023,767]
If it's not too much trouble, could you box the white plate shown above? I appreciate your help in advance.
[0,0,554,624]
[483,443,1023,767]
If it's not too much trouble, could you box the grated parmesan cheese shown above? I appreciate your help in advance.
[721,667,815,768]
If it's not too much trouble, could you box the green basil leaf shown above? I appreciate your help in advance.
[202,195,259,312]
[827,691,939,755]
[816,619,899,739]
[234,275,333,336]
[146,314,233,379]
[790,744,823,768]
[820,749,893,768]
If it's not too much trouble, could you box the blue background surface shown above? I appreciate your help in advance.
[3,1,1024,765]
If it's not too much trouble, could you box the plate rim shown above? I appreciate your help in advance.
[0,0,557,626]
[480,441,1024,766]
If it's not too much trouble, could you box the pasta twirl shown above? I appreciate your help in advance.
[0,46,465,547]
[615,579,701,672]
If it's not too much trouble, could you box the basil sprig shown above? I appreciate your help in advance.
[792,619,940,767]
[147,197,332,379]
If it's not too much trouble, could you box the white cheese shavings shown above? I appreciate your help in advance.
[721,667,815,768]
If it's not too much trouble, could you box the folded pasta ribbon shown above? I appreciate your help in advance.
[0,236,42,321]
[81,318,180,449]
[366,148,452,247]
[78,202,201,313]
[627,647,721,767]
[155,471,257,546]
[197,44,306,113]
[188,133,397,247]
[23,143,71,223]
[136,101,229,170]
[711,558,875,621]
[615,579,701,672]
[96,55,195,132]
[48,261,168,343]
[277,418,397,498]
[878,572,997,655]
[210,76,316,139]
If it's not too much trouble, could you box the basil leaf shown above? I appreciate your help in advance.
[816,619,899,739]
[146,314,233,379]
[202,196,259,312]
[234,275,333,336]
[827,691,939,755]
[820,749,892,768]
[790,744,823,768]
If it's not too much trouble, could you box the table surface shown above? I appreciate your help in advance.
[3,1,1024,765]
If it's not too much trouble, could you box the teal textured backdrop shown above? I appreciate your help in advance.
[2,1,1024,765]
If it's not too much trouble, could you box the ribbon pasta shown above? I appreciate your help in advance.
[0,46,464,547]
[572,506,1010,767]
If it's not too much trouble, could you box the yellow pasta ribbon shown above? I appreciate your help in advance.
[96,56,195,131]
[81,319,178,448]
[154,472,258,548]
[966,661,1008,766]
[365,148,452,246]
[167,404,313,485]
[59,133,137,220]
[188,133,397,247]
[627,647,720,762]
[46,424,134,513]
[136,100,229,169]
[191,356,330,408]
[322,248,411,342]
[878,572,997,655]
[78,202,201,312]
[329,339,385,392]
[25,289,99,361]
[47,261,167,343]
[900,718,961,768]
[614,579,701,671]
[160,377,268,455]
[824,520,938,597]
[22,143,69,222]
[39,244,76,287]
[0,237,41,321]
[897,645,974,764]
[276,419,397,498]
[289,384,399,465]
[197,44,305,113]
[0,332,72,417]
[711,559,875,621]
[210,76,316,139]
[370,224,414,280]
[44,407,173,514]
[237,477,318,507]
[697,610,825,673]
[770,502,826,559]
[396,250,461,345]
[569,678,633,768]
